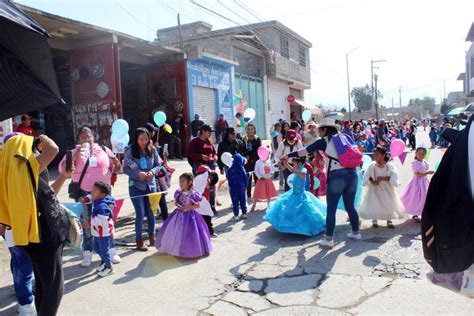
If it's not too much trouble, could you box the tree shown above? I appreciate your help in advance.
[440,100,455,114]
[351,84,383,111]
[408,96,436,113]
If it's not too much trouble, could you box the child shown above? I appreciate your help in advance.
[359,146,406,228]
[429,126,438,149]
[227,153,249,220]
[90,181,116,277]
[304,161,317,196]
[400,147,434,222]
[194,165,218,237]
[251,147,278,211]
[155,173,211,258]
[312,151,327,197]
[264,157,326,236]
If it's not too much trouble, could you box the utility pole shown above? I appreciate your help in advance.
[346,47,359,121]
[177,13,185,52]
[399,86,402,108]
[442,79,446,100]
[370,59,387,119]
[392,96,394,120]
[374,74,379,119]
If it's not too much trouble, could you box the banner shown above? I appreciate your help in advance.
[112,199,125,223]
[398,152,408,165]
[148,192,163,216]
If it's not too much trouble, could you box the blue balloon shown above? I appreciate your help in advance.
[63,203,85,218]
[313,177,320,190]
[111,119,129,139]
[271,130,278,138]
[153,111,167,127]
[362,154,372,171]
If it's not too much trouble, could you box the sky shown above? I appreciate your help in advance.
[16,0,474,109]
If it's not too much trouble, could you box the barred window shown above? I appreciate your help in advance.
[299,46,306,67]
[280,35,289,58]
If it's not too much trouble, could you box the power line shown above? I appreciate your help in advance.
[217,0,253,25]
[114,0,155,34]
[234,0,265,22]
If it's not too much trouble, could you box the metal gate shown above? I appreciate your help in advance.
[234,74,265,137]
[192,86,216,125]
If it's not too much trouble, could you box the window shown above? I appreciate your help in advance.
[280,35,289,58]
[299,46,306,67]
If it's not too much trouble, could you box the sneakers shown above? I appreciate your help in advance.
[231,216,240,221]
[81,251,93,267]
[18,302,37,316]
[109,248,121,264]
[347,232,362,240]
[96,262,106,273]
[211,233,218,238]
[319,237,335,249]
[97,267,114,278]
[240,214,248,219]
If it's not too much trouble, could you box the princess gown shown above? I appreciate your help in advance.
[400,160,430,216]
[264,167,327,236]
[155,190,211,258]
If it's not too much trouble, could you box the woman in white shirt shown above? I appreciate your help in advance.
[274,129,304,191]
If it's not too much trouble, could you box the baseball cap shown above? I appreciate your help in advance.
[226,127,236,134]
[200,124,215,132]
[286,129,297,141]
[144,123,159,132]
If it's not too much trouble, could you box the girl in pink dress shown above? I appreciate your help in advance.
[312,151,327,197]
[251,148,279,211]
[400,147,435,222]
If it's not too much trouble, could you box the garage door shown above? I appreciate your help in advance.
[192,86,216,125]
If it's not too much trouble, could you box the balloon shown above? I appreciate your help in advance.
[287,174,295,189]
[302,110,312,123]
[313,177,320,190]
[390,139,406,157]
[163,123,172,134]
[111,133,129,153]
[391,137,397,142]
[243,108,256,123]
[364,129,372,137]
[425,148,431,160]
[257,146,270,160]
[111,119,129,139]
[362,154,372,171]
[221,152,233,168]
[434,160,441,171]
[153,111,167,127]
[271,130,278,138]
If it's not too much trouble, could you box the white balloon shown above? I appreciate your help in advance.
[243,108,256,122]
[221,152,233,168]
[302,110,312,123]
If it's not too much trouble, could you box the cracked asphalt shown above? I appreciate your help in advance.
[1,134,474,315]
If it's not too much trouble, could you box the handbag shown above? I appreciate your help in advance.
[63,207,83,249]
[68,159,89,200]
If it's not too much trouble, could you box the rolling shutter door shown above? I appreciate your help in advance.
[192,86,216,141]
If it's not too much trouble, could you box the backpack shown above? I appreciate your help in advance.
[328,134,363,169]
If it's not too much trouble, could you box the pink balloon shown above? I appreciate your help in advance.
[257,146,270,160]
[390,139,406,157]
[365,130,372,137]
[391,137,396,142]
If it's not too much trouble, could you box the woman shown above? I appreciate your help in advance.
[303,121,319,146]
[274,129,304,191]
[0,134,69,315]
[58,126,121,266]
[217,127,246,174]
[123,128,163,251]
[282,118,360,248]
[242,123,262,200]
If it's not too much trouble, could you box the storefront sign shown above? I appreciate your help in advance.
[287,95,295,103]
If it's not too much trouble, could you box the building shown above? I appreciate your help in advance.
[156,21,313,137]
[458,22,474,103]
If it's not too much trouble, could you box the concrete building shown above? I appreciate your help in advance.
[156,21,313,137]
[457,22,474,103]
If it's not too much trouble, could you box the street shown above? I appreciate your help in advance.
[1,131,474,315]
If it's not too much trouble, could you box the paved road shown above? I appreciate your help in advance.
[1,131,473,315]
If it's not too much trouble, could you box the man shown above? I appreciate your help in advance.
[215,113,229,143]
[375,120,388,146]
[168,114,184,159]
[217,127,246,174]
[190,114,204,137]
[235,112,244,139]
[407,120,417,150]
[16,114,36,136]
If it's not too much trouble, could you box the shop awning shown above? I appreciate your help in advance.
[293,99,322,115]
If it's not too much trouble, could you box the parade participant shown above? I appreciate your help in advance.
[194,166,218,237]
[281,121,290,139]
[191,114,204,138]
[16,114,36,137]
[251,146,278,212]
[217,127,246,174]
[242,123,262,201]
[408,120,417,150]
[263,157,326,236]
[89,182,116,277]
[155,173,211,258]
[234,112,244,138]
[167,114,184,159]
[429,125,438,148]
[123,128,163,251]
[342,120,354,140]
[274,129,304,191]
[400,147,434,222]
[282,118,361,248]
[0,134,69,316]
[304,121,319,146]
[227,153,249,220]
[271,122,283,154]
[290,121,303,141]
[215,113,229,143]
[359,146,405,228]
[59,126,121,266]
[312,151,327,197]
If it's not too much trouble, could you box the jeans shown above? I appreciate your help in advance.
[230,187,247,217]
[326,169,360,237]
[94,236,112,268]
[129,186,156,241]
[9,246,34,306]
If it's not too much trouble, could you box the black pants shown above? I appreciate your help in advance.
[202,215,214,235]
[159,193,169,221]
[409,134,416,150]
[24,242,64,316]
[246,172,257,199]
[168,135,182,159]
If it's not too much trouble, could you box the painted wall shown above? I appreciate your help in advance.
[267,77,290,124]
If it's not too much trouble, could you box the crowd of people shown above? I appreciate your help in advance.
[1,109,472,315]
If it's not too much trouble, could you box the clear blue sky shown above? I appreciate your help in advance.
[16,0,474,108]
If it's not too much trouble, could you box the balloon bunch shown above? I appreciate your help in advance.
[233,90,248,113]
[111,119,130,153]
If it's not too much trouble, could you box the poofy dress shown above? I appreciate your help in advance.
[359,162,406,221]
[155,190,211,258]
[253,159,279,201]
[264,166,326,236]
[400,160,430,216]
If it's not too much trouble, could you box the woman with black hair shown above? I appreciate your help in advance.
[124,128,164,251]
[282,118,360,248]
[217,127,247,174]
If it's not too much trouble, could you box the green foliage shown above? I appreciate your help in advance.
[351,84,383,111]
[408,96,436,113]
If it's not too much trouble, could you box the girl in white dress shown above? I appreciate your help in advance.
[359,146,406,228]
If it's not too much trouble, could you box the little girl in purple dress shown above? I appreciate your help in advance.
[400,147,435,222]
[155,173,212,258]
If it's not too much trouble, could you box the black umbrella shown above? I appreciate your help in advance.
[0,0,62,121]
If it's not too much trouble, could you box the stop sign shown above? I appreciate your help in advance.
[287,95,295,103]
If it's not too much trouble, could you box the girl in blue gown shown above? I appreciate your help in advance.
[264,157,327,236]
